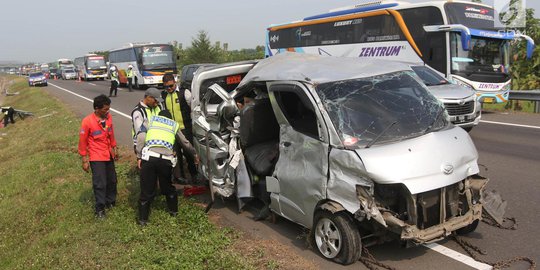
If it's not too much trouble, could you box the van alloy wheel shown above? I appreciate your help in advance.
[313,211,362,265]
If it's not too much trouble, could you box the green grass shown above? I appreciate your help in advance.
[482,100,537,113]
[0,77,253,269]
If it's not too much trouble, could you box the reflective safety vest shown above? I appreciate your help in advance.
[131,104,161,143]
[145,115,179,150]
[126,69,133,78]
[164,90,185,130]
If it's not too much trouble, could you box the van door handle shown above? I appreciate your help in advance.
[283,141,291,147]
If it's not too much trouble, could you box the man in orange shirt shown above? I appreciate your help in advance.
[78,94,119,218]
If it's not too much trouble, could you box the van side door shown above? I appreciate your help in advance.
[268,82,330,228]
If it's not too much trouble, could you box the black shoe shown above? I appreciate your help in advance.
[254,205,270,221]
[138,201,150,226]
[105,202,116,209]
[96,210,106,219]
[166,194,178,215]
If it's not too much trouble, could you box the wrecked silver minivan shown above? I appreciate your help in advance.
[190,53,487,265]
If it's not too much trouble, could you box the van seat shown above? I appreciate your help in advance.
[240,98,280,175]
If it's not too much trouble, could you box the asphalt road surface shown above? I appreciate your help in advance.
[42,79,540,269]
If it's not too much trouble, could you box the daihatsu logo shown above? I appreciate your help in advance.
[442,164,454,175]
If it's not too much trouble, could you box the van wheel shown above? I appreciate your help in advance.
[456,219,479,235]
[313,211,362,265]
[463,126,473,132]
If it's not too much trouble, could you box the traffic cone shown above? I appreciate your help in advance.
[54,75,57,80]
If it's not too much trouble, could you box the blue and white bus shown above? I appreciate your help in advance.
[266,0,535,104]
[108,43,178,89]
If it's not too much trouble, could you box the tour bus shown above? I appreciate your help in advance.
[74,54,108,81]
[57,58,75,71]
[265,0,535,104]
[108,43,178,88]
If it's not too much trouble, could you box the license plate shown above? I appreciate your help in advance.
[484,97,494,103]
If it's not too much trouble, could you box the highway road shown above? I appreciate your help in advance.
[42,79,540,269]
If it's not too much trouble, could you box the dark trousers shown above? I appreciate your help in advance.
[140,156,175,203]
[175,128,197,179]
[127,77,133,92]
[109,81,118,96]
[90,160,117,212]
[3,107,15,126]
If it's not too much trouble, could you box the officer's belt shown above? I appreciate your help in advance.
[147,150,175,161]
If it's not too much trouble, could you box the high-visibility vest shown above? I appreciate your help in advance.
[131,105,161,143]
[164,91,185,130]
[144,115,179,150]
[126,69,133,78]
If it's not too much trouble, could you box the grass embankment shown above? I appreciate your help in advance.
[0,77,253,269]
[483,100,537,113]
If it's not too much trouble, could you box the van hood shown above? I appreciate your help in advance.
[355,127,479,194]
[427,84,476,100]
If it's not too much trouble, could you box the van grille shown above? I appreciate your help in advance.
[445,101,474,116]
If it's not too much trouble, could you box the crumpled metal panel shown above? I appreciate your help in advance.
[327,148,372,215]
[272,124,328,228]
[356,127,479,194]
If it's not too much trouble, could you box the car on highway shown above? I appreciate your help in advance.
[61,68,77,80]
[411,65,481,132]
[28,72,48,87]
[49,68,60,79]
[191,53,488,265]
[180,63,215,90]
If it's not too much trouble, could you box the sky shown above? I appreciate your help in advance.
[0,0,538,63]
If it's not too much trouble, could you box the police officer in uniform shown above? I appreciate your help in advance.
[131,88,162,156]
[109,65,119,97]
[126,65,134,92]
[136,109,198,225]
[161,73,198,182]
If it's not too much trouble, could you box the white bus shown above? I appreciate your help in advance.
[108,43,178,89]
[266,0,535,104]
[74,54,108,80]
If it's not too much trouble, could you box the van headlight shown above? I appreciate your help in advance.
[453,78,474,90]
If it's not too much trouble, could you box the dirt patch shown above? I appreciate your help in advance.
[208,211,319,270]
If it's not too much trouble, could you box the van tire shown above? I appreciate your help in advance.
[312,211,362,265]
[463,126,473,132]
[456,219,479,235]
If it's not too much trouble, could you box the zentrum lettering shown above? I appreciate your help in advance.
[358,46,403,57]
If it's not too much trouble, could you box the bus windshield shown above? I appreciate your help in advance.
[450,33,510,82]
[141,46,175,68]
[316,71,447,148]
[87,58,106,69]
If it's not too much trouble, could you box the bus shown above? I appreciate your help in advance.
[57,58,75,71]
[74,54,108,81]
[108,43,177,88]
[266,0,535,104]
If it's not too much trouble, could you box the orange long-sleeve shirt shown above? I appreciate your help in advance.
[78,112,117,161]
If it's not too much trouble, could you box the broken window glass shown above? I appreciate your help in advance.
[316,71,447,148]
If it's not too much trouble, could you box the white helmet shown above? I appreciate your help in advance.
[128,64,133,69]
[110,66,117,71]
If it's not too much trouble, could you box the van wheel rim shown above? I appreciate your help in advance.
[315,217,341,258]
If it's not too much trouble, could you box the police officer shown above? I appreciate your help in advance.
[161,73,198,183]
[137,109,198,225]
[126,65,134,92]
[109,65,119,97]
[131,88,162,156]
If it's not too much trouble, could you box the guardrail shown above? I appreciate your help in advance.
[509,90,540,113]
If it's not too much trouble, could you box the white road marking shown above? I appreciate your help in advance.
[480,120,540,129]
[48,82,132,120]
[49,81,495,269]
[88,83,97,86]
[424,243,492,270]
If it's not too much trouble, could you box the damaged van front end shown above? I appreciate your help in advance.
[356,176,487,245]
